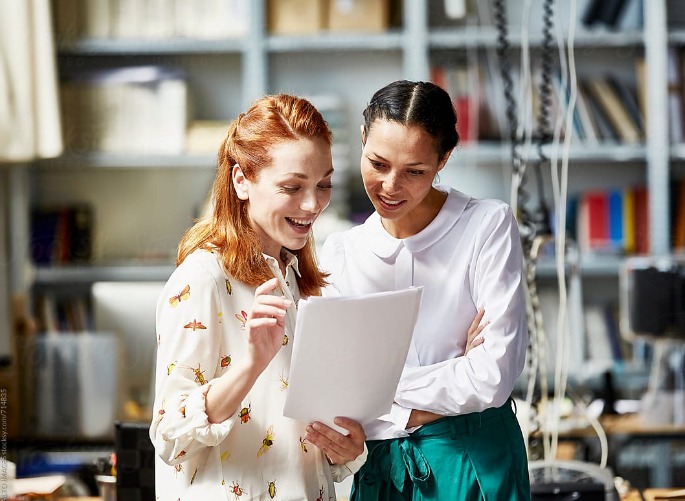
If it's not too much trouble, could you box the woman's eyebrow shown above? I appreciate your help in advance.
[283,168,334,179]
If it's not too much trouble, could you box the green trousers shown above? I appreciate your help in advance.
[350,400,531,500]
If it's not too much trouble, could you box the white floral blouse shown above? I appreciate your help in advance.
[150,248,338,500]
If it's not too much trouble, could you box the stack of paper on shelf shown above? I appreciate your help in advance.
[60,66,187,154]
[53,0,250,40]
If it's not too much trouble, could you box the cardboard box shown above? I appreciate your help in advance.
[326,0,390,32]
[267,0,326,34]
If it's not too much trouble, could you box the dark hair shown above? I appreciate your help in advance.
[177,94,332,297]
[362,80,459,161]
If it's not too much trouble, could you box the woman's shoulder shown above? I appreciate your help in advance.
[170,248,231,290]
[463,193,514,220]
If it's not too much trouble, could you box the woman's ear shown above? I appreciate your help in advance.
[232,164,249,200]
[360,124,366,146]
[437,149,453,172]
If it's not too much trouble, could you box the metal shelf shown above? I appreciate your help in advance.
[57,38,245,55]
[33,263,175,284]
[671,143,685,160]
[668,29,685,44]
[535,255,624,278]
[33,146,351,170]
[266,31,404,52]
[450,142,648,165]
[429,27,644,49]
[35,153,217,170]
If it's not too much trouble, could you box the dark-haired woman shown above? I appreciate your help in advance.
[150,94,367,500]
[318,80,531,500]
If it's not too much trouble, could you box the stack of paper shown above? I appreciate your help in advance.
[284,287,423,433]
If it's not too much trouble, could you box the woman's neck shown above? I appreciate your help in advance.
[381,187,448,239]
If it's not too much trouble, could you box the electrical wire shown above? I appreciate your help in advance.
[491,0,611,469]
[517,0,541,461]
[548,0,574,464]
[547,0,610,469]
[492,0,549,461]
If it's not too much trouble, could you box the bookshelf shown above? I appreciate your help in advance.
[7,0,679,436]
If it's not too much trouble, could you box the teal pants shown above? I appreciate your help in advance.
[350,400,531,500]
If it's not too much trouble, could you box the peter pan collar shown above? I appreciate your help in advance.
[363,185,470,258]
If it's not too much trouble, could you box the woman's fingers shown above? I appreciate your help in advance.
[467,308,485,336]
[250,278,291,322]
[304,418,365,465]
[464,308,489,355]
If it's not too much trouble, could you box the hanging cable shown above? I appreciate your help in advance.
[492,0,553,462]
[492,0,610,469]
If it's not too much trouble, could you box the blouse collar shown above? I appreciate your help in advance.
[263,248,302,277]
[363,185,470,258]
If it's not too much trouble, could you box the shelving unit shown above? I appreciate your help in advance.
[6,0,668,352]
[8,0,678,440]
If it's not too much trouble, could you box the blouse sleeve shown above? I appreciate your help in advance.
[150,257,235,466]
[319,233,345,297]
[394,206,529,415]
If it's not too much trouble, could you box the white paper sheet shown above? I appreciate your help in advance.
[283,286,423,433]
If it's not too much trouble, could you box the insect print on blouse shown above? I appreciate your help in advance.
[299,436,308,453]
[190,467,198,484]
[154,406,165,426]
[257,425,274,457]
[183,319,207,332]
[174,463,183,477]
[229,481,247,499]
[169,284,190,307]
[234,310,248,329]
[316,486,325,501]
[225,279,232,295]
[173,450,186,461]
[277,372,288,390]
[238,404,251,424]
[221,450,230,462]
[180,363,207,385]
[167,362,176,375]
[282,334,289,346]
[221,354,232,368]
[267,480,277,499]
[179,404,186,418]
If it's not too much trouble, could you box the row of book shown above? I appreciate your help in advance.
[52,0,249,40]
[60,66,188,154]
[432,60,646,145]
[566,178,685,257]
[34,294,93,334]
[30,204,94,265]
[570,185,649,257]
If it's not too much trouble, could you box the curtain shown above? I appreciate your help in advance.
[0,0,62,162]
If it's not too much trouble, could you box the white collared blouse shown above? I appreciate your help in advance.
[320,186,529,440]
[150,248,337,500]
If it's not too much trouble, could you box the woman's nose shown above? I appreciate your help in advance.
[382,172,400,192]
[301,192,319,212]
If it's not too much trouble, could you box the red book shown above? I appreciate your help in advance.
[585,191,609,250]
[454,96,471,143]
[633,185,649,255]
[431,65,447,91]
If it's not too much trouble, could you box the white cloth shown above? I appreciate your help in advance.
[320,185,529,440]
[0,0,62,162]
[151,249,362,500]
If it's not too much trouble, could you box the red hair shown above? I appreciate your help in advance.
[177,94,333,297]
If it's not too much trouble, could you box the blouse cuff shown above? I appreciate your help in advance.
[389,402,412,431]
[329,442,368,482]
[163,382,234,447]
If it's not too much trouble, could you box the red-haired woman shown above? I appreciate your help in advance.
[150,94,366,500]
